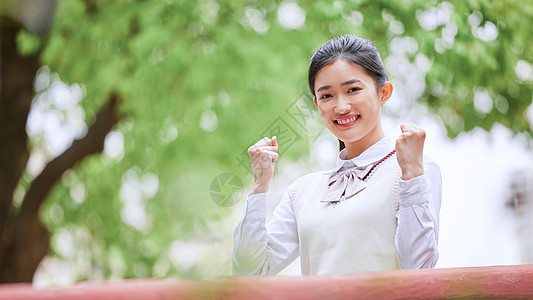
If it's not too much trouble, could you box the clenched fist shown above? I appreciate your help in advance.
[248,136,279,194]
[395,125,425,180]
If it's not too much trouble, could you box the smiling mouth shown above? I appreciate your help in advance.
[334,115,360,126]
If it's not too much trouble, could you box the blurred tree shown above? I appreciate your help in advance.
[0,0,532,283]
[0,0,122,283]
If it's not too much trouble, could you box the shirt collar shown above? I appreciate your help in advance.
[324,137,394,174]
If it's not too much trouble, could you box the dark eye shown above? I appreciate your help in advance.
[320,93,332,100]
[348,87,361,93]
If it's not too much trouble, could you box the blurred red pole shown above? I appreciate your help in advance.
[0,264,532,300]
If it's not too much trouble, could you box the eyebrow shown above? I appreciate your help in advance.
[341,79,362,86]
[316,79,362,93]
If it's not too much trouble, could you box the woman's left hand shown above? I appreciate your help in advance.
[395,124,425,180]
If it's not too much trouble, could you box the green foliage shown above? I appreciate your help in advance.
[25,0,533,280]
[16,30,41,55]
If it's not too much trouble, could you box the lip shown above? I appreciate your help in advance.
[334,114,360,127]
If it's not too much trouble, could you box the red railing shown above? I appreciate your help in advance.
[1,264,532,299]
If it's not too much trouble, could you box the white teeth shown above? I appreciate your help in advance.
[337,116,357,125]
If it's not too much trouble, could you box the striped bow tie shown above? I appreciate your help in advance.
[320,164,373,203]
[321,150,396,203]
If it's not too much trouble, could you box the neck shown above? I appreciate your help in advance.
[343,127,385,159]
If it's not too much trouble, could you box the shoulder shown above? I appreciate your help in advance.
[287,170,328,201]
[288,171,325,191]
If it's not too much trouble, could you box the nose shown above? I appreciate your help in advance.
[334,95,351,114]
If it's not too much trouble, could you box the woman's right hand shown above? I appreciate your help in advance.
[248,136,278,194]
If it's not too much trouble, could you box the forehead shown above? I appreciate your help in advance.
[315,59,374,88]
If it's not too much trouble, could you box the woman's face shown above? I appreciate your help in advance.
[313,59,392,153]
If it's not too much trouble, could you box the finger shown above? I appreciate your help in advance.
[401,124,417,133]
[403,127,426,140]
[400,124,406,133]
[397,131,412,141]
[261,145,278,152]
[401,131,413,137]
[402,127,423,138]
[403,124,424,133]
[253,148,279,159]
[272,136,278,147]
[257,137,272,146]
[254,152,278,164]
[249,138,273,153]
[254,146,278,154]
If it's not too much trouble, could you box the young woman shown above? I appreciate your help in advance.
[233,35,442,276]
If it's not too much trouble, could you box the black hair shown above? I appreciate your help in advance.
[308,35,388,152]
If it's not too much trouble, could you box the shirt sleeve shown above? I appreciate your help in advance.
[395,159,442,269]
[232,190,300,276]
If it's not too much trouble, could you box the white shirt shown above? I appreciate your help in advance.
[233,137,442,275]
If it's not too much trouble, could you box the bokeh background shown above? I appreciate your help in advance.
[1,0,533,285]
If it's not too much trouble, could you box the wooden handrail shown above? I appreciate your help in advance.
[0,264,532,299]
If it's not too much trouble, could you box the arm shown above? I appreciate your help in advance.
[394,125,442,268]
[395,160,442,268]
[232,190,300,276]
[233,135,299,275]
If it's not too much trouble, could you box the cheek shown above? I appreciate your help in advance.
[316,106,332,124]
[315,103,327,116]
[356,96,380,110]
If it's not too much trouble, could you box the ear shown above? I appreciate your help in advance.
[313,96,318,109]
[380,82,393,106]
